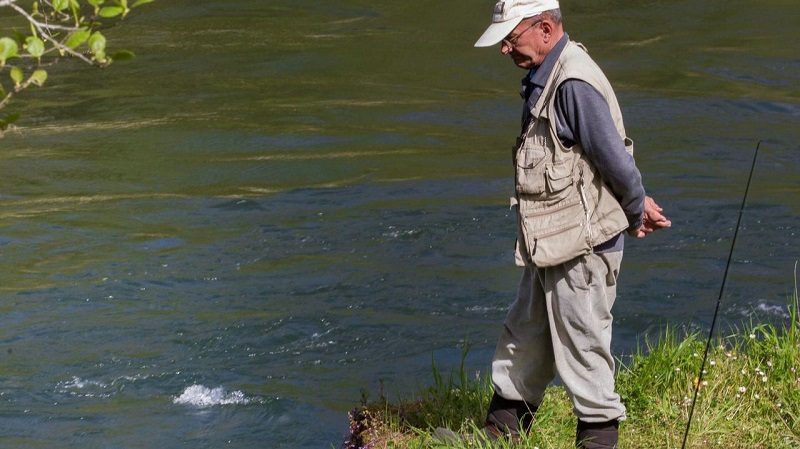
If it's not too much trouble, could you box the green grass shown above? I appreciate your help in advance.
[342,282,800,449]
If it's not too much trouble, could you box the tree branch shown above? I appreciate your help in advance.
[0,76,36,110]
[5,2,98,66]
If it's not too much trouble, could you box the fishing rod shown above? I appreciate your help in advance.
[680,141,761,449]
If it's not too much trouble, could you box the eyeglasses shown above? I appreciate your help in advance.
[502,20,542,49]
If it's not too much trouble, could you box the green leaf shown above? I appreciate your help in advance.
[131,0,155,7]
[89,31,107,62]
[30,69,48,87]
[25,36,45,59]
[98,6,124,17]
[86,0,104,14]
[0,37,19,66]
[10,67,23,87]
[53,0,69,11]
[69,0,82,19]
[89,31,106,53]
[110,50,136,61]
[65,29,91,49]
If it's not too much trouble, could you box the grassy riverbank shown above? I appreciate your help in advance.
[342,287,799,449]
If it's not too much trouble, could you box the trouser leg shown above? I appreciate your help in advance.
[545,251,626,423]
[491,266,556,403]
[488,266,554,434]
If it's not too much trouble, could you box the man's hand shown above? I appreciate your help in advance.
[628,196,671,238]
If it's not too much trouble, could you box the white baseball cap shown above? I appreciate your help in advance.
[474,0,560,47]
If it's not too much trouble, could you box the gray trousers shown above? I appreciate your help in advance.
[491,251,627,423]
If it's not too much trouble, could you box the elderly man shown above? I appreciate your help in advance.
[472,1,671,448]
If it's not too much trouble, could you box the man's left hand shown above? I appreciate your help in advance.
[628,196,671,238]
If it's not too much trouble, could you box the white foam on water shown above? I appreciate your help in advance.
[173,385,252,407]
[58,376,107,391]
[61,376,100,389]
[55,376,112,398]
[735,300,791,319]
[753,302,790,319]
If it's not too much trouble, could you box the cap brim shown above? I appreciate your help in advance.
[474,17,523,47]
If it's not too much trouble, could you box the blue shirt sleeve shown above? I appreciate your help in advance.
[553,79,645,230]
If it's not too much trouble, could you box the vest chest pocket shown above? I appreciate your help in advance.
[515,147,547,195]
[516,156,574,196]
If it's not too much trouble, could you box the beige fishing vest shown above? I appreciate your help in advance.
[512,41,633,267]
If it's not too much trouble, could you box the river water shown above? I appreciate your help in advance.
[0,1,797,448]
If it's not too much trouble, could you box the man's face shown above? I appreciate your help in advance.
[501,18,546,69]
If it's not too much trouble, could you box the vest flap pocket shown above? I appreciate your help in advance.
[530,221,590,267]
[516,148,547,195]
[546,162,573,193]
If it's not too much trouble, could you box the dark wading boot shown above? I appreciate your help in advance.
[432,392,538,444]
[575,419,619,449]
[484,391,538,438]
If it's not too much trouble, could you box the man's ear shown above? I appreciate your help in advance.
[540,20,553,42]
